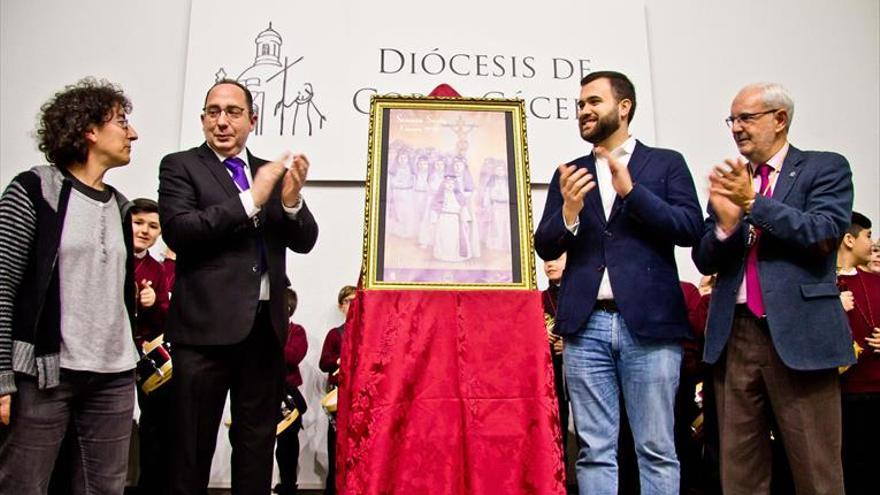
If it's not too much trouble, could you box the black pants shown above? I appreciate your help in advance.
[137,379,174,494]
[325,417,336,495]
[169,306,284,495]
[842,392,880,495]
[275,415,303,495]
[551,348,573,484]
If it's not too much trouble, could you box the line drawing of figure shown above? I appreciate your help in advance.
[274,82,326,136]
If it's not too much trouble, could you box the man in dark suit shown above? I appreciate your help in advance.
[535,71,702,495]
[158,79,318,494]
[692,82,853,495]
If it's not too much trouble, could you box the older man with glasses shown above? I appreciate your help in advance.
[693,82,853,495]
[159,79,318,494]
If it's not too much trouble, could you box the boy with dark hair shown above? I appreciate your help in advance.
[130,197,172,495]
[131,198,169,348]
[836,211,880,494]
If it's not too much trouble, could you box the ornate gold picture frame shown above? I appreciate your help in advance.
[361,95,536,290]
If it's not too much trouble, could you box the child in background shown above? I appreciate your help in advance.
[274,288,308,495]
[131,197,172,495]
[319,285,357,495]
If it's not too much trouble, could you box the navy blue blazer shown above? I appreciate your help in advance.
[692,145,854,371]
[534,140,703,339]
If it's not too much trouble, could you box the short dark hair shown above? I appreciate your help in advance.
[337,285,357,305]
[847,211,872,237]
[580,71,637,123]
[286,288,298,317]
[203,79,255,116]
[130,198,159,216]
[36,77,132,169]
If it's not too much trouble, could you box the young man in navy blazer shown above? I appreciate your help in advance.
[693,83,853,495]
[535,71,702,495]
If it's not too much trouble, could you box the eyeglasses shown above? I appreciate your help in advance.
[203,105,247,120]
[725,109,780,128]
[110,117,130,130]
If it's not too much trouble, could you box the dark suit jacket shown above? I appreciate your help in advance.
[535,140,703,339]
[158,143,318,346]
[692,145,854,370]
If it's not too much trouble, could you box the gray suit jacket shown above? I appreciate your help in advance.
[693,145,854,370]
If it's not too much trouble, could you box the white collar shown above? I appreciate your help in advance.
[209,146,249,168]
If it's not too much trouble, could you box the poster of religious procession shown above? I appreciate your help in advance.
[180,0,655,182]
[362,97,536,290]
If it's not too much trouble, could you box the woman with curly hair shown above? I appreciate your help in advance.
[0,77,139,493]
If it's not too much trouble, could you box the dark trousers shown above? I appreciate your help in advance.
[275,416,303,495]
[136,379,174,494]
[324,414,336,495]
[551,350,570,462]
[169,306,284,495]
[714,309,843,495]
[325,417,337,495]
[551,350,577,492]
[842,392,880,495]
[0,369,135,495]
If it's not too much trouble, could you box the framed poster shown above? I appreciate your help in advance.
[361,95,536,290]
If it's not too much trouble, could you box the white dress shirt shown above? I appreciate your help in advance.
[565,136,637,301]
[211,148,304,300]
[714,142,789,304]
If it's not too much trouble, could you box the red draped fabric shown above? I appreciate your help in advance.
[335,290,565,494]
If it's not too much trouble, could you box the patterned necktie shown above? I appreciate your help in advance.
[223,156,250,191]
[745,163,772,318]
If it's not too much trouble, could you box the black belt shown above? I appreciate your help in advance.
[594,299,619,313]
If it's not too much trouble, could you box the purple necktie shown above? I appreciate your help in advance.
[745,163,772,318]
[223,156,250,191]
[223,156,268,273]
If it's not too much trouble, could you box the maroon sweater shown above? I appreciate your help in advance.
[284,322,308,388]
[134,252,170,348]
[680,281,710,377]
[320,325,343,388]
[162,257,176,294]
[838,269,880,394]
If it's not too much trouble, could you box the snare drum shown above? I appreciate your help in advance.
[321,388,338,414]
[277,394,301,435]
[136,334,173,394]
[226,387,308,436]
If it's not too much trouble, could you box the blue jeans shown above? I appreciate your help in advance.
[564,310,681,495]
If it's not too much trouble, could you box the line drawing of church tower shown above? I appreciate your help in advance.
[215,22,323,137]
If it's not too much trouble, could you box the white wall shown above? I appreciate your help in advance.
[2,0,878,489]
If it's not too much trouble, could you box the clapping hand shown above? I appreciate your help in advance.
[558,163,595,226]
